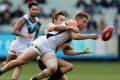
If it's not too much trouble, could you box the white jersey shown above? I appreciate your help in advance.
[46,21,71,48]
[9,14,39,54]
[15,14,39,44]
[32,21,71,54]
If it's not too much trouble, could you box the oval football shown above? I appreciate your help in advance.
[101,26,114,41]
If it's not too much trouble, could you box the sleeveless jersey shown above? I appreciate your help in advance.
[15,14,39,44]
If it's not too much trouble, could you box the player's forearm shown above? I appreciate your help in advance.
[73,34,92,40]
[64,50,81,55]
[12,30,24,37]
[64,50,89,55]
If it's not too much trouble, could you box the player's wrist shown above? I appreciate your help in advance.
[65,26,71,30]
[79,51,83,54]
[89,34,93,39]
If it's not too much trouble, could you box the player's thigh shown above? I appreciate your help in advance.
[17,47,39,63]
[41,53,58,68]
[16,53,22,58]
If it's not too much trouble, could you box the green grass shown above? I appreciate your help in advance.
[0,61,120,80]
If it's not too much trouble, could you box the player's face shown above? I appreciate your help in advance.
[55,15,65,24]
[29,6,39,17]
[77,18,88,30]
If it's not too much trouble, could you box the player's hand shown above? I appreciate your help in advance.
[68,26,79,33]
[80,48,92,54]
[22,33,33,38]
[90,33,99,40]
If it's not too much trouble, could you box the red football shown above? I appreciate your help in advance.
[101,26,114,41]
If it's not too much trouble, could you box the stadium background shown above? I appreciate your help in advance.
[0,0,120,80]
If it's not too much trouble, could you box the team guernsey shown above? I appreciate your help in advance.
[10,14,39,54]
[32,21,71,55]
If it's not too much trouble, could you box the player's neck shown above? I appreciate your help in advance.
[28,14,36,23]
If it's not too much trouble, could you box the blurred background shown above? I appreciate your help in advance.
[0,0,120,80]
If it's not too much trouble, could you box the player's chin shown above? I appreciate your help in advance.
[32,14,38,17]
[33,15,37,17]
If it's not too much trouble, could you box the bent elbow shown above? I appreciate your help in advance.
[12,30,18,35]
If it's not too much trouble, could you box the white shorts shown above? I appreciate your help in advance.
[31,36,56,55]
[9,40,30,55]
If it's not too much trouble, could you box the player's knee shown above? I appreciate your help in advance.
[48,65,58,74]
[66,63,73,72]
[45,58,58,73]
[68,63,73,71]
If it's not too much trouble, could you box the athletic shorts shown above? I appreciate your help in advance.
[31,36,56,55]
[9,40,30,55]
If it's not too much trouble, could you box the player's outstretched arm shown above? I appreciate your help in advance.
[57,43,91,55]
[64,48,92,55]
[70,31,99,40]
[57,43,73,50]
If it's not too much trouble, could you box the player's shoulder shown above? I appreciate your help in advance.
[17,16,25,23]
[66,19,77,26]
[23,14,29,20]
[67,19,76,24]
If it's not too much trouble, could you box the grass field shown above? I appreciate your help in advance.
[0,61,120,80]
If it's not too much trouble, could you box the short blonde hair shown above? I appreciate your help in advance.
[75,11,89,20]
